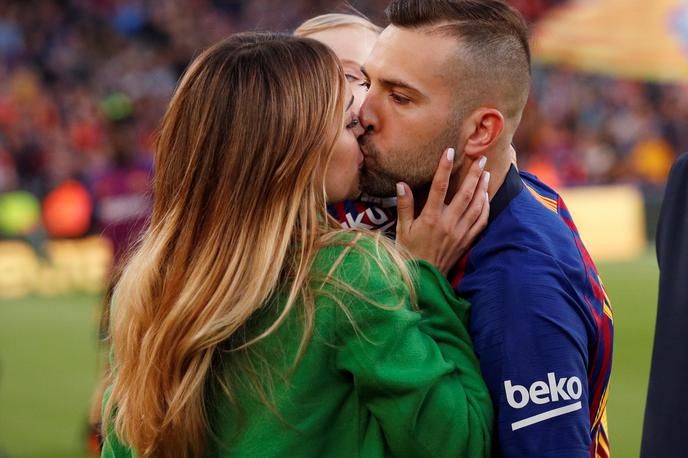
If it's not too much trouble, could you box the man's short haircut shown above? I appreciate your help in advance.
[386,0,531,123]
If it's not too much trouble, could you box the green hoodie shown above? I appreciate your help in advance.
[102,234,493,457]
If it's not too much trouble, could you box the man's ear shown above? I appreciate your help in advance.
[463,108,505,159]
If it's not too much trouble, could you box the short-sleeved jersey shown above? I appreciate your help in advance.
[329,166,614,457]
[449,165,613,457]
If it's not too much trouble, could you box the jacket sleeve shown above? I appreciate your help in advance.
[101,434,134,458]
[324,239,493,458]
[100,386,135,458]
[642,152,688,456]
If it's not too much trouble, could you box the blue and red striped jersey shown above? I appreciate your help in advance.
[450,165,613,457]
[329,165,614,457]
[328,196,397,234]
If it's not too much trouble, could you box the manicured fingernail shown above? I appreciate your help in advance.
[396,182,406,196]
[483,171,491,184]
[479,156,487,168]
[447,148,455,161]
[485,191,489,202]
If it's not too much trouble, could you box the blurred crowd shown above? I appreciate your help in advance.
[0,0,683,241]
[515,69,686,189]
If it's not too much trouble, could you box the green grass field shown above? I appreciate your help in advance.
[0,251,659,457]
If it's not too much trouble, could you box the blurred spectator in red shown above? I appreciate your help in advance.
[87,114,151,264]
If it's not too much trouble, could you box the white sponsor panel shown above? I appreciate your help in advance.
[504,372,584,430]
[511,402,583,431]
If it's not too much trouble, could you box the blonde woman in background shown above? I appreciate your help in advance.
[295,13,380,117]
[101,32,492,458]
[296,13,400,226]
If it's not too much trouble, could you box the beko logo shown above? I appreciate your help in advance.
[504,372,583,431]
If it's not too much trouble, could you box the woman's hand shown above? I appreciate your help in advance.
[395,148,490,275]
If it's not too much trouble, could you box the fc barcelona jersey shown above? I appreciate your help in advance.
[329,165,614,457]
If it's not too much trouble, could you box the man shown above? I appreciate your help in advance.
[333,0,614,456]
[641,153,688,457]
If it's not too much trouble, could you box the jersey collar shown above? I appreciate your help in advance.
[488,164,524,225]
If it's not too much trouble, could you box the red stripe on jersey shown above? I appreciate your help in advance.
[450,253,471,289]
[333,202,347,225]
[575,235,601,277]
[596,428,610,458]
[590,316,612,430]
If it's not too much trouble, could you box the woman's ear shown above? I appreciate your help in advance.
[463,108,505,160]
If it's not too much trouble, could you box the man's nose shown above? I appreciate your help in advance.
[359,95,378,133]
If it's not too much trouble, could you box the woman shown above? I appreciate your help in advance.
[91,18,384,452]
[102,32,492,458]
[294,13,380,117]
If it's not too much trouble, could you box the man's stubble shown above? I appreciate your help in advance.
[357,121,461,198]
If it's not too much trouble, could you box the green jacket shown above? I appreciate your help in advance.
[102,235,493,457]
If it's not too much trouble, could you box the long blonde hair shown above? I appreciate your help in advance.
[104,31,413,458]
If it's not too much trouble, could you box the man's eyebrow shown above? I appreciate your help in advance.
[345,95,355,111]
[380,78,421,94]
[361,66,423,96]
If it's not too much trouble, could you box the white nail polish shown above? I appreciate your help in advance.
[447,148,455,161]
[479,156,487,168]
[485,191,489,202]
[484,171,491,184]
[396,183,406,196]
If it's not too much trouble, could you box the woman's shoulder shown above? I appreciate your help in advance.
[312,230,418,331]
[310,230,417,319]
[312,230,406,287]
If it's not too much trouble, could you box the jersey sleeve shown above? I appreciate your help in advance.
[469,247,593,458]
[319,237,493,458]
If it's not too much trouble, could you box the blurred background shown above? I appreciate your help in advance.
[0,0,676,456]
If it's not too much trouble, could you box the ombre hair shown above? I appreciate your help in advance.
[103,31,412,458]
[294,13,382,37]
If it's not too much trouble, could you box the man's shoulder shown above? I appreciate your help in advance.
[486,171,568,238]
[476,170,586,274]
[466,242,583,309]
[473,214,585,284]
[462,172,592,314]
